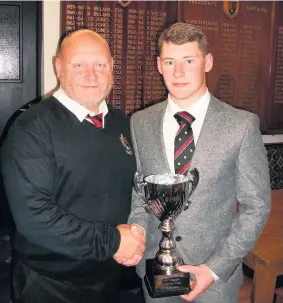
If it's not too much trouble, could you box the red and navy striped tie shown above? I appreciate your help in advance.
[174,111,195,175]
[87,113,103,128]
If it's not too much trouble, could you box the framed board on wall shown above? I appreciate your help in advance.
[60,1,283,134]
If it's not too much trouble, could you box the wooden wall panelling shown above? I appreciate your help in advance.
[267,1,283,134]
[60,1,283,133]
[61,1,178,114]
[179,1,274,133]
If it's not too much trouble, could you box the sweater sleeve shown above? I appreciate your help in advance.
[1,122,120,261]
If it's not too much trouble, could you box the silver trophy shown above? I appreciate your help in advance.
[134,169,199,298]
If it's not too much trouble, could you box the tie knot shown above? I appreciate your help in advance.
[174,111,195,126]
[87,113,103,128]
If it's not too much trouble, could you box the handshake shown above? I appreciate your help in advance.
[113,224,146,266]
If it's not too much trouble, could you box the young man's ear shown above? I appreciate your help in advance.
[205,53,213,73]
[157,57,163,75]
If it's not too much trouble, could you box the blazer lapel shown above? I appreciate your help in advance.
[148,101,171,174]
[191,95,224,170]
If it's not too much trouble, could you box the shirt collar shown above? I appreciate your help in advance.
[53,87,108,122]
[166,88,210,120]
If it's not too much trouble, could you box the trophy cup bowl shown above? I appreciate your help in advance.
[134,169,199,298]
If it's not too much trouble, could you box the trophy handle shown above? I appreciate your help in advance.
[133,171,151,214]
[184,168,199,211]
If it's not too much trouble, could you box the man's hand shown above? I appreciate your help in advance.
[114,224,145,266]
[178,264,215,302]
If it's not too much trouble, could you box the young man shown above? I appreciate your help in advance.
[129,22,270,303]
[1,29,145,303]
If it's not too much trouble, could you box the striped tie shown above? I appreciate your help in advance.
[174,111,195,175]
[87,113,103,128]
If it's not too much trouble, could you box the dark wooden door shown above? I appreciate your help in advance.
[0,1,41,134]
[0,1,41,229]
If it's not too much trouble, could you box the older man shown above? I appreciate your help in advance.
[1,29,145,303]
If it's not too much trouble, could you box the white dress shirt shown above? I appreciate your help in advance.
[53,88,108,128]
[163,89,219,281]
[163,89,210,173]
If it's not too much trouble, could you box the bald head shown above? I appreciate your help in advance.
[58,29,111,58]
[55,29,114,112]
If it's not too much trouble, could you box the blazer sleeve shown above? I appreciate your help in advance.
[204,114,271,282]
[1,122,120,261]
[127,116,150,232]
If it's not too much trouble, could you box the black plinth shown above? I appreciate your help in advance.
[144,259,191,298]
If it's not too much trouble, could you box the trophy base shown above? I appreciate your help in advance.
[144,259,191,298]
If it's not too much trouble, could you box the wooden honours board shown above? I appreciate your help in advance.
[61,1,283,134]
[179,1,274,132]
[267,1,283,134]
[61,1,177,115]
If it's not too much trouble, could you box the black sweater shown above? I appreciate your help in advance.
[1,97,136,282]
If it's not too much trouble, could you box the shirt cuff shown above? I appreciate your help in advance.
[209,268,219,281]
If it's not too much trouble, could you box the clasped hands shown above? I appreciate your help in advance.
[114,223,145,266]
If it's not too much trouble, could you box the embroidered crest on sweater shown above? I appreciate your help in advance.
[119,134,133,156]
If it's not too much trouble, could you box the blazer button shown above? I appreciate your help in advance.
[175,236,182,242]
